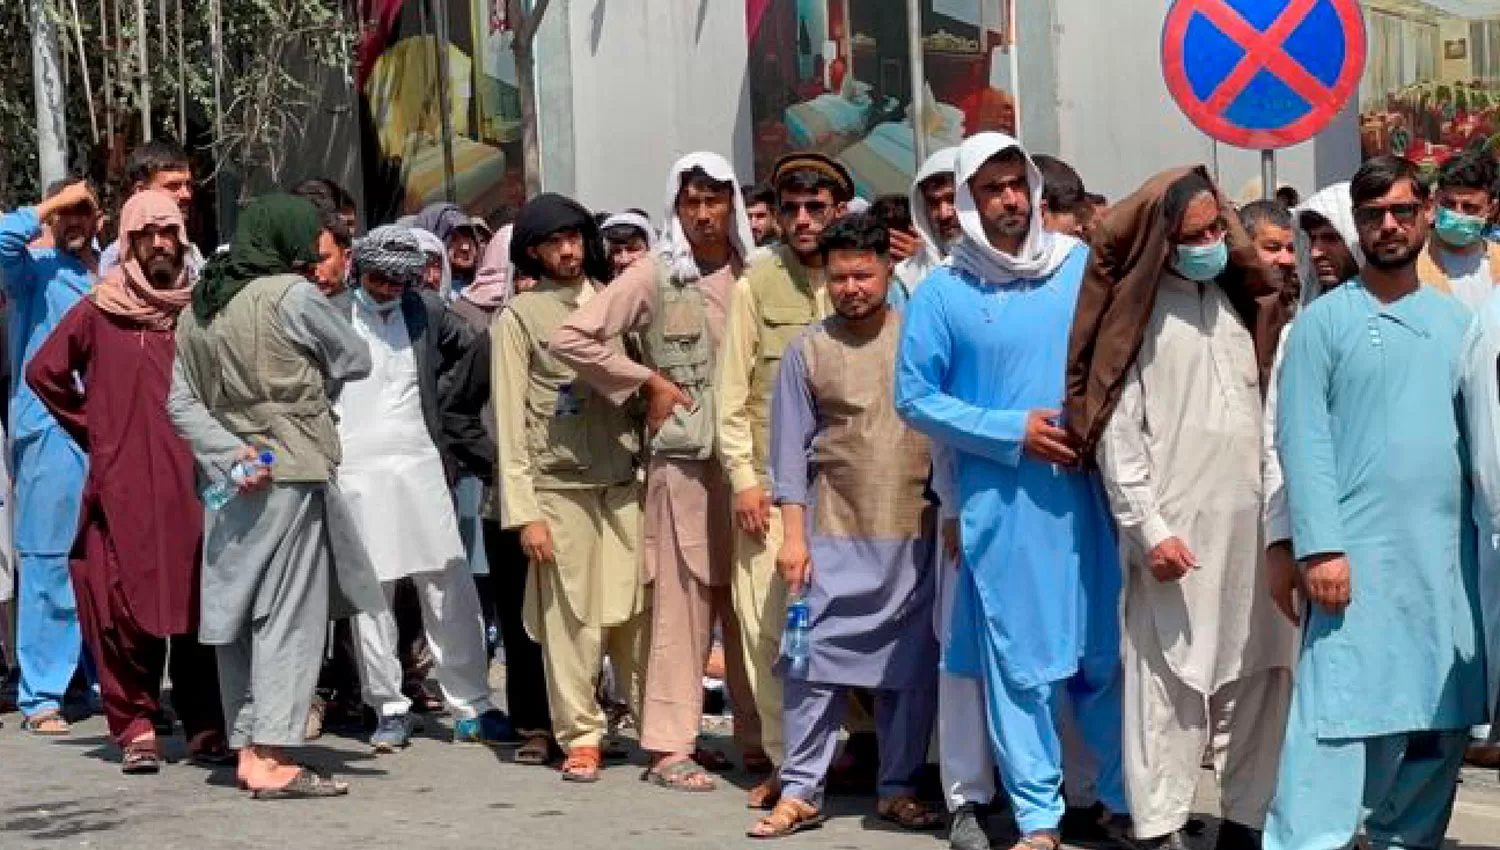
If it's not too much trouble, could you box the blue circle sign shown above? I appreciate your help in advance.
[1162,0,1367,150]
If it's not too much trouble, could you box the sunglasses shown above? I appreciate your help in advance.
[779,200,831,217]
[1353,203,1422,227]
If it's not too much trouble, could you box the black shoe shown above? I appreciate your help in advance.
[1102,814,1191,850]
[1062,801,1109,843]
[948,802,991,850]
[1213,821,1261,850]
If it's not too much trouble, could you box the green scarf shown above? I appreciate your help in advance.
[192,194,323,322]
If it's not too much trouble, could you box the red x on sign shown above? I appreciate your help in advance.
[1162,0,1366,150]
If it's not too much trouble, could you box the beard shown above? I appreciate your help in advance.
[1363,237,1424,271]
[142,253,182,286]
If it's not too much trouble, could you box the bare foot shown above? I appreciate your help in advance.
[237,745,306,790]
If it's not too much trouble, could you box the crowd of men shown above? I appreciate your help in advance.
[0,130,1498,850]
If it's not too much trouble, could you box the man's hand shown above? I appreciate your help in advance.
[941,518,961,564]
[234,446,272,494]
[776,536,813,596]
[520,521,556,566]
[1023,409,1078,466]
[643,374,693,435]
[1304,553,1351,614]
[734,485,772,539]
[1147,536,1197,582]
[888,228,920,262]
[38,181,98,220]
[1266,541,1301,625]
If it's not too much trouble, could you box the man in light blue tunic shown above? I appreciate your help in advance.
[1267,155,1488,850]
[895,132,1128,850]
[0,181,98,733]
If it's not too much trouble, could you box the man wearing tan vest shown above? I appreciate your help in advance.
[1417,149,1500,311]
[493,193,647,784]
[716,153,850,807]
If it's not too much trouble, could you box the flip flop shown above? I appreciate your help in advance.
[643,759,716,792]
[560,746,602,783]
[250,768,349,800]
[21,710,70,736]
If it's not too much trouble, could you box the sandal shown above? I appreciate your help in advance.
[748,797,825,839]
[692,747,733,772]
[515,733,556,766]
[644,758,716,792]
[560,745,602,783]
[742,749,774,775]
[122,738,161,775]
[746,777,782,810]
[876,795,944,831]
[250,767,350,800]
[21,710,70,736]
[1007,830,1062,850]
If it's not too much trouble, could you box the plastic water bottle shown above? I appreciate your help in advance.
[202,450,275,511]
[780,592,811,678]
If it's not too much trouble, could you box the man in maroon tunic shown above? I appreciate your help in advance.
[26,189,228,773]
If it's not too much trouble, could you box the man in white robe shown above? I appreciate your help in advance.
[339,226,509,752]
[1096,171,1297,850]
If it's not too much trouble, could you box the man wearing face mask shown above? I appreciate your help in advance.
[334,226,515,754]
[1418,150,1500,311]
[0,180,101,735]
[1084,170,1296,850]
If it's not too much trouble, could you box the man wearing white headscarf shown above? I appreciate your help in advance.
[600,211,656,278]
[1262,183,1363,626]
[1094,169,1296,850]
[551,153,754,791]
[895,133,1128,850]
[890,147,960,312]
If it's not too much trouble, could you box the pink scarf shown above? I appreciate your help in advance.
[464,224,515,310]
[93,190,195,330]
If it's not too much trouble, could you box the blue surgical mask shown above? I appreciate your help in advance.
[354,286,400,316]
[1435,206,1487,248]
[1171,238,1229,282]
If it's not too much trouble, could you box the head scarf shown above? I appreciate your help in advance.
[464,224,516,311]
[509,193,610,283]
[411,228,452,294]
[659,152,755,283]
[411,202,469,244]
[193,194,321,322]
[1063,166,1287,459]
[1293,182,1363,308]
[93,189,196,330]
[352,225,429,286]
[602,211,656,246]
[906,146,959,272]
[949,133,1079,284]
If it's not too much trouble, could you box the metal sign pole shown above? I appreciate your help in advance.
[1261,149,1276,200]
[907,0,929,167]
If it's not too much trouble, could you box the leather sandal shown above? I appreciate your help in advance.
[748,797,825,839]
[250,767,349,800]
[1009,832,1062,850]
[121,737,161,775]
[876,795,943,831]
[560,745,602,783]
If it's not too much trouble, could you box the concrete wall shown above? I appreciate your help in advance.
[547,0,753,215]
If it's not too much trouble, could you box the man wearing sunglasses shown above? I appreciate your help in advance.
[1267,155,1485,850]
[715,152,850,808]
[1417,150,1500,311]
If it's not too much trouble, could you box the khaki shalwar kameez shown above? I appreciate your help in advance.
[493,277,648,753]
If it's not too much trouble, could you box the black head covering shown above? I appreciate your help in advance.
[509,193,611,282]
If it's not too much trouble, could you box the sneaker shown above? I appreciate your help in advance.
[452,709,516,745]
[370,713,418,753]
[948,802,991,850]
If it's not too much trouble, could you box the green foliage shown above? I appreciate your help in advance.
[0,0,355,209]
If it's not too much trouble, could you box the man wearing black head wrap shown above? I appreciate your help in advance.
[492,192,646,783]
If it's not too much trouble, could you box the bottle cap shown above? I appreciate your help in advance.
[258,450,275,466]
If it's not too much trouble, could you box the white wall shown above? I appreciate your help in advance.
[1049,0,1356,203]
[562,0,753,216]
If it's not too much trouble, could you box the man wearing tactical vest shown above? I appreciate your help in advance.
[716,153,851,808]
[552,152,757,792]
[1418,149,1500,311]
[168,194,383,799]
[492,193,647,784]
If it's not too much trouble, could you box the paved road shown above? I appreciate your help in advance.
[2,709,1498,850]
